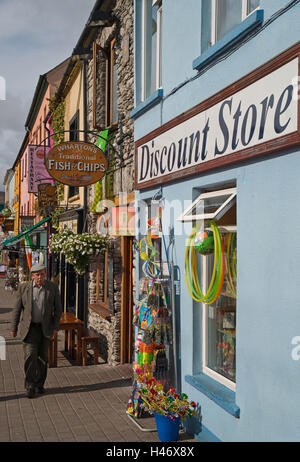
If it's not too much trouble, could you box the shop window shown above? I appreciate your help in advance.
[201,0,260,53]
[136,0,162,105]
[179,186,237,390]
[68,111,79,198]
[177,187,236,224]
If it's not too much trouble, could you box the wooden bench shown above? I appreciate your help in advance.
[81,327,99,366]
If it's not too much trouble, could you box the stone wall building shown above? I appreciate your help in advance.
[82,0,135,365]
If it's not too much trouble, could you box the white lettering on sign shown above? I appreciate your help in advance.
[137,58,299,185]
[47,160,106,173]
[48,160,71,171]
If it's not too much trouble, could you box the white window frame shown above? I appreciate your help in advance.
[176,187,236,224]
[211,0,260,46]
[202,254,236,391]
[141,0,162,102]
[178,186,237,390]
[203,199,237,391]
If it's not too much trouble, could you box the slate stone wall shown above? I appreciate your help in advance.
[85,0,135,366]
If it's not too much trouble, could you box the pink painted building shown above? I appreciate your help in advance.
[23,58,70,225]
[19,142,34,230]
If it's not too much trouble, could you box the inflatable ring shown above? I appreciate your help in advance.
[225,233,237,298]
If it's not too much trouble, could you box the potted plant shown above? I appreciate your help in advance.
[49,230,108,275]
[137,374,197,442]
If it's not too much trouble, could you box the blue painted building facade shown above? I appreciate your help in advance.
[131,0,300,442]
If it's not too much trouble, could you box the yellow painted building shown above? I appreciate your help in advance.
[59,60,85,215]
[13,163,20,234]
[13,158,21,235]
[52,60,86,317]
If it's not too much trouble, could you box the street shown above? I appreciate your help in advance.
[0,279,193,443]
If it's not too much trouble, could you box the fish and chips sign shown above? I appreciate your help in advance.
[46,141,108,186]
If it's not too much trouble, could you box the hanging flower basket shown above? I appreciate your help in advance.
[49,230,108,275]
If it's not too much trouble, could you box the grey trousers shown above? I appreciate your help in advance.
[23,323,50,389]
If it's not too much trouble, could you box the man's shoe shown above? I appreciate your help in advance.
[36,386,45,394]
[26,387,35,399]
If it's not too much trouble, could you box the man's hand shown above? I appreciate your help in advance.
[52,330,58,337]
[10,332,17,338]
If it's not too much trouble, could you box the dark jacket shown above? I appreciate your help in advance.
[11,280,62,340]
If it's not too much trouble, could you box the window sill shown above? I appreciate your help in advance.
[193,9,264,72]
[130,89,163,120]
[185,373,240,418]
[88,303,111,321]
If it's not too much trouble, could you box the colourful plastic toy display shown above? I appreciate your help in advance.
[225,233,237,298]
[185,220,225,304]
[128,212,174,421]
[194,230,214,255]
[133,230,161,280]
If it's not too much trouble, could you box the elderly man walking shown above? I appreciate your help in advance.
[10,263,62,398]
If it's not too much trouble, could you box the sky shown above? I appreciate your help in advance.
[0,0,96,191]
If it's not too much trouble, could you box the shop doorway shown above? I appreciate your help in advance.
[120,236,133,364]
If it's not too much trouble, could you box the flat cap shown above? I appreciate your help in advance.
[30,263,47,273]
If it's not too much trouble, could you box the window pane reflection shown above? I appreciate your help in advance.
[247,0,259,14]
[207,232,237,383]
[216,0,243,41]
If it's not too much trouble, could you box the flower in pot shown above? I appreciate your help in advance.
[137,375,197,442]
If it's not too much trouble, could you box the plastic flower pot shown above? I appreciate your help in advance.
[154,414,181,442]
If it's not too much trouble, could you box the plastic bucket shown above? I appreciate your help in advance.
[154,414,180,442]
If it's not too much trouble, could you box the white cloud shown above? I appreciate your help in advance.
[0,0,96,189]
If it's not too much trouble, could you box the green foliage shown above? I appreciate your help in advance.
[46,97,66,225]
[105,134,116,200]
[48,96,65,146]
[49,206,64,229]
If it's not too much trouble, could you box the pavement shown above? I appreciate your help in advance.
[0,278,196,443]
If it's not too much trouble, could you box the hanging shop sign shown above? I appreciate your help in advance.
[95,206,135,237]
[111,205,136,236]
[46,141,108,187]
[1,220,14,232]
[37,183,58,216]
[21,217,34,232]
[135,49,300,190]
[38,183,57,209]
[95,193,136,237]
[58,219,78,233]
[28,145,53,193]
